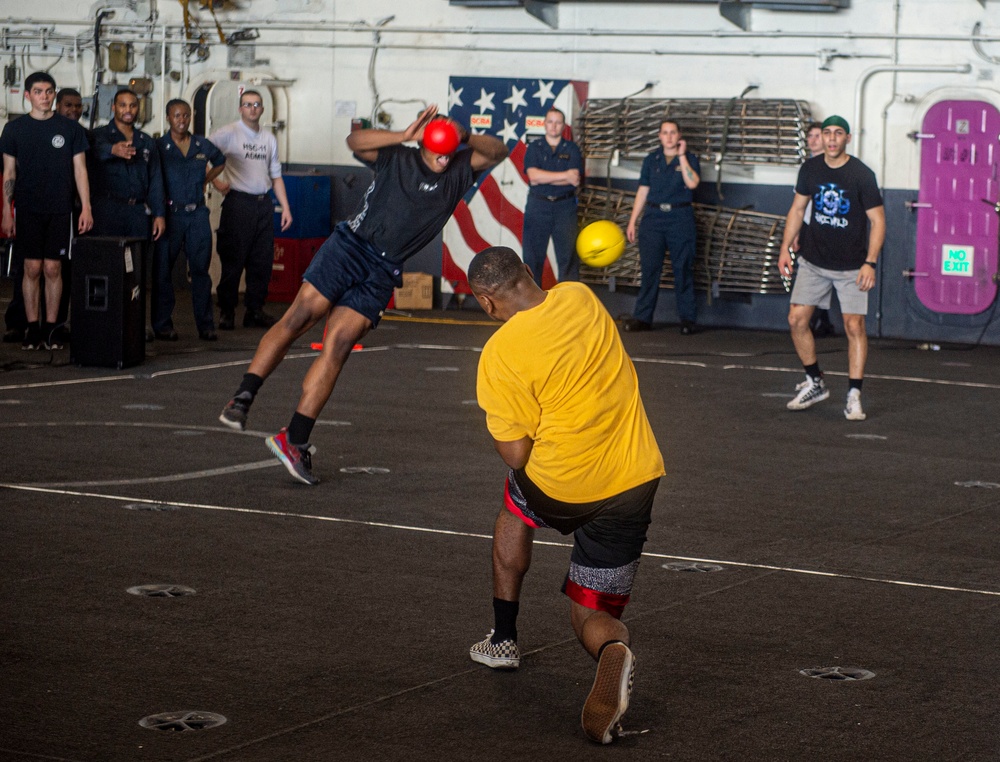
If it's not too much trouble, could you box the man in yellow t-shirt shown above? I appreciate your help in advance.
[466,245,665,744]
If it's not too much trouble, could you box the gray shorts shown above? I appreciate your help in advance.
[790,257,868,315]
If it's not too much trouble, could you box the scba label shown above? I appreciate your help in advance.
[941,245,974,277]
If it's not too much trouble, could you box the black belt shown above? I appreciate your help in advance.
[169,201,204,212]
[107,194,144,206]
[228,189,270,201]
[532,192,576,202]
[649,201,692,212]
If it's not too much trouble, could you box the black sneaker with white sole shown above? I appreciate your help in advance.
[22,324,41,350]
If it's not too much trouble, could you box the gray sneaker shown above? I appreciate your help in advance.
[786,375,829,410]
[219,394,251,431]
[469,630,520,669]
[582,642,635,744]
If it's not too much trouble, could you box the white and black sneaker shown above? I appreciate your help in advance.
[786,375,829,411]
[844,388,866,421]
[469,630,520,669]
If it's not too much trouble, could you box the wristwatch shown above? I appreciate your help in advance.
[863,261,878,268]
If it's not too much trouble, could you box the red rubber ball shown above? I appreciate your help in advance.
[423,119,461,155]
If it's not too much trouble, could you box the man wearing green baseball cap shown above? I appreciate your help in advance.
[777,115,885,422]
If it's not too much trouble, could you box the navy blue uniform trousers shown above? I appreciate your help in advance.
[635,207,697,324]
[522,195,579,286]
[152,206,214,333]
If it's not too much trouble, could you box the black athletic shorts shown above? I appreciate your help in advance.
[302,222,400,327]
[505,468,659,618]
[14,212,72,261]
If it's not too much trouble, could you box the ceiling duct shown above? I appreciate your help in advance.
[448,0,850,31]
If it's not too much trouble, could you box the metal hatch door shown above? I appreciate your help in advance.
[914,100,999,314]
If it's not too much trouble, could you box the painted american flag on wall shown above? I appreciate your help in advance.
[445,76,588,293]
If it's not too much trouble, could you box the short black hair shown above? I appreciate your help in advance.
[24,71,55,91]
[113,89,139,105]
[56,88,81,104]
[240,89,263,106]
[165,98,190,115]
[468,246,525,294]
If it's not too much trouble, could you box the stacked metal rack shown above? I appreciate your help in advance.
[577,184,790,296]
[579,98,812,166]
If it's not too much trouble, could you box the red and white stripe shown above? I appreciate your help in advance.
[443,141,559,292]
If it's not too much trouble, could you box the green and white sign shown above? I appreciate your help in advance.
[941,245,974,277]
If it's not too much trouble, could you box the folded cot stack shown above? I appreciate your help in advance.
[576,184,791,296]
[578,97,813,166]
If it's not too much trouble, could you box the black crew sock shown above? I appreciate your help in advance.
[492,597,519,643]
[848,378,863,392]
[804,362,822,381]
[237,373,264,398]
[287,412,316,446]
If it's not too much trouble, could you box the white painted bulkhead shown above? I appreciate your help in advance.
[3,0,1000,339]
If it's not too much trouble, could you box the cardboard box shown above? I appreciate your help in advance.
[393,272,434,310]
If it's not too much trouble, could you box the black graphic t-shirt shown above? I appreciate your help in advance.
[795,155,883,270]
[349,144,479,265]
[0,113,89,214]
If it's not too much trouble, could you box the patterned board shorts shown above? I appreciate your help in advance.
[504,469,658,618]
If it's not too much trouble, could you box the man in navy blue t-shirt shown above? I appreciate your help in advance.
[0,72,92,350]
[218,104,508,485]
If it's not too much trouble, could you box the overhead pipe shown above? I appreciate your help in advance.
[853,63,972,162]
[159,22,166,136]
[9,17,1000,46]
[0,28,891,65]
[89,8,115,130]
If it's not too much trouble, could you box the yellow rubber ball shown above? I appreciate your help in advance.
[576,220,626,268]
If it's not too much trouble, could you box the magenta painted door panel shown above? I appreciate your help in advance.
[915,100,999,314]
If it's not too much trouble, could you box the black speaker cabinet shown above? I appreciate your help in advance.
[71,236,146,368]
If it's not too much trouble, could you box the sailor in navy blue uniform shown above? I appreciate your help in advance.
[153,99,226,341]
[522,108,584,286]
[623,119,700,335]
[90,89,165,241]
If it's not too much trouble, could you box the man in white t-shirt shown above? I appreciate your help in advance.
[210,89,292,330]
